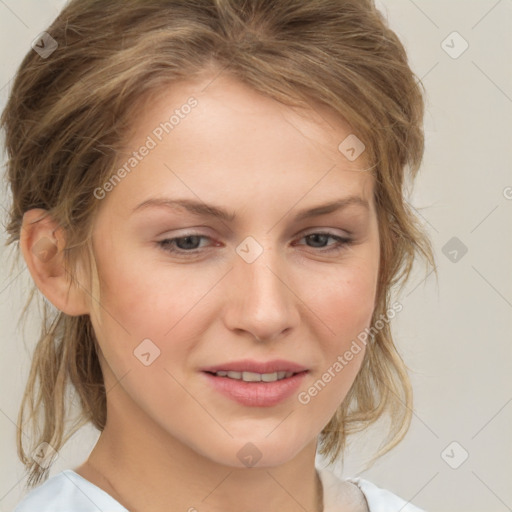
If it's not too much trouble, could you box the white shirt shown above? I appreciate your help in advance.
[13,467,425,511]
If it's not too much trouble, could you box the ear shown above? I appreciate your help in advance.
[20,209,90,316]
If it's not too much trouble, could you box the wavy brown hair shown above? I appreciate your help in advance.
[1,0,435,488]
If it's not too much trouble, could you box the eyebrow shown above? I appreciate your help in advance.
[132,195,369,222]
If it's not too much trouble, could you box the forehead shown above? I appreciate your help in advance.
[99,73,374,216]
[130,72,369,166]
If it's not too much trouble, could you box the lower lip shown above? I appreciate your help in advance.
[202,371,308,407]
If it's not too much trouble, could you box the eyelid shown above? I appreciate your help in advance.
[156,228,354,257]
[156,228,351,245]
[157,225,352,240]
[301,226,352,238]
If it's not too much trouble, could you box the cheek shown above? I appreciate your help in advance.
[94,245,195,333]
[89,244,221,383]
[295,266,376,426]
[314,259,379,342]
[322,273,373,374]
[338,273,375,330]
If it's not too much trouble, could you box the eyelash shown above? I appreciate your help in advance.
[157,231,353,257]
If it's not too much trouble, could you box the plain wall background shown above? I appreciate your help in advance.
[1,1,511,511]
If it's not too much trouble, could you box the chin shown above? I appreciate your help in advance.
[193,431,313,470]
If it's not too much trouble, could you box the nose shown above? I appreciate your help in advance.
[223,238,300,342]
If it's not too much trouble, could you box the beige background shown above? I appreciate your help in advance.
[1,1,511,511]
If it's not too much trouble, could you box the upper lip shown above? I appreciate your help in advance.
[201,359,308,374]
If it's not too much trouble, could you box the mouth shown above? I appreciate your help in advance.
[201,359,308,382]
[204,370,301,382]
[201,360,309,407]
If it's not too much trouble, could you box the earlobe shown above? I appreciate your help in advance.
[20,209,90,316]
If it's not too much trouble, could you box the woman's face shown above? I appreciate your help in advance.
[88,73,380,468]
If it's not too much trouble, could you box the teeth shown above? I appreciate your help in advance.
[214,370,296,382]
[242,371,262,382]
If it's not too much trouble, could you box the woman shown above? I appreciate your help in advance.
[2,1,434,510]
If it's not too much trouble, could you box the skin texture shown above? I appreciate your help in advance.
[21,73,379,512]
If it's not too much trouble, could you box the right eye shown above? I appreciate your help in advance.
[157,233,215,255]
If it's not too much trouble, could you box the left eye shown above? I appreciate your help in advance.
[157,232,352,256]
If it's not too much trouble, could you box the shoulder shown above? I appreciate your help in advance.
[318,467,426,512]
[13,469,128,512]
[347,477,426,512]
